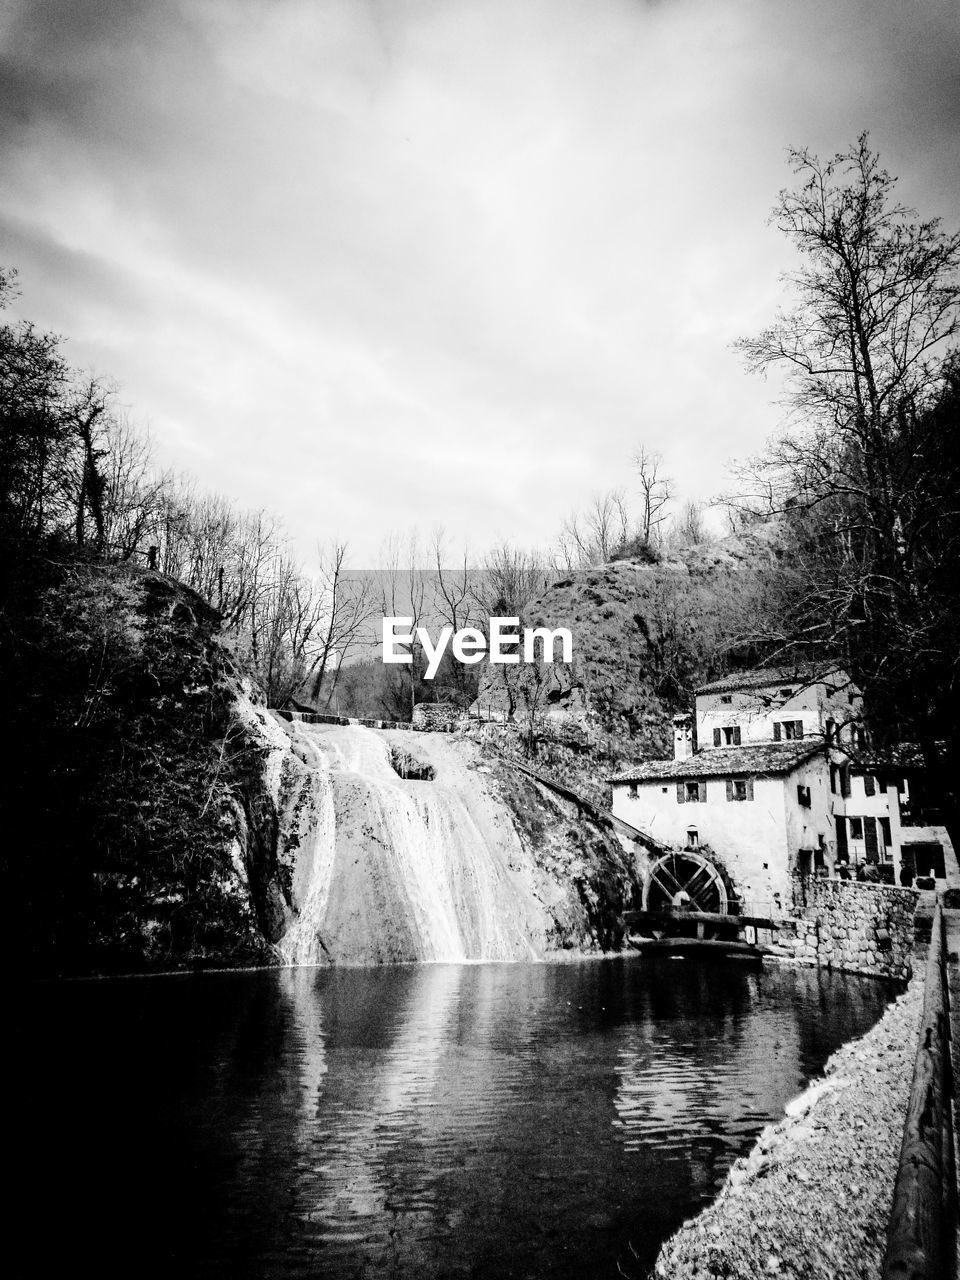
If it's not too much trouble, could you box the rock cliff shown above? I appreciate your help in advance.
[2,556,287,974]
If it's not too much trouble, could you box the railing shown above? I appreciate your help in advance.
[273,709,416,732]
[882,901,958,1279]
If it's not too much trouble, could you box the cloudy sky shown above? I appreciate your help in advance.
[2,0,958,565]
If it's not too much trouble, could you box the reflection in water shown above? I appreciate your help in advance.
[17,958,892,1280]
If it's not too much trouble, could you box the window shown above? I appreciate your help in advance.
[628,782,638,799]
[720,694,732,704]
[774,720,804,741]
[712,726,741,746]
[849,817,863,840]
[863,774,876,797]
[797,784,811,808]
[779,687,794,698]
[726,777,754,802]
[686,827,699,848]
[676,780,704,803]
[825,718,836,742]
[911,842,946,879]
[841,766,851,799]
[879,817,892,859]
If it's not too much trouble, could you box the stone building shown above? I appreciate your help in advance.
[608,662,957,915]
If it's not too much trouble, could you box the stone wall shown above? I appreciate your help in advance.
[783,876,916,980]
[411,702,460,732]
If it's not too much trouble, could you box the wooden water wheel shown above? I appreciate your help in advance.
[642,850,729,916]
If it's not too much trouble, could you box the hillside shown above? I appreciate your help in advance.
[473,523,786,792]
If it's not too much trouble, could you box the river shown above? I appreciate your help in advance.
[16,957,891,1279]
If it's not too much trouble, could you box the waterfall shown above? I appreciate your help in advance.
[277,723,549,965]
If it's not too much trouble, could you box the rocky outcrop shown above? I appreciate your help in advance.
[2,556,282,974]
[388,744,435,779]
[474,523,784,755]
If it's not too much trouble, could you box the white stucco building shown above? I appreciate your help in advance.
[608,662,956,915]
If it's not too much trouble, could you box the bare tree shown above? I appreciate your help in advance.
[730,133,960,759]
[377,530,429,720]
[553,489,634,568]
[668,499,711,548]
[633,445,673,545]
[101,416,167,560]
[307,541,375,706]
[473,541,547,619]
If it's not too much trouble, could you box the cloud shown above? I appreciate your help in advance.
[1,0,957,562]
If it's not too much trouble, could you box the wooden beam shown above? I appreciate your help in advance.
[624,909,780,931]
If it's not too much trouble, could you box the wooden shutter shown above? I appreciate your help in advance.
[794,720,803,738]
[725,779,734,801]
[745,777,754,801]
[880,817,892,848]
[773,722,782,742]
[676,782,685,803]
[864,817,879,861]
[713,728,721,747]
[841,767,851,798]
[864,774,876,797]
[835,815,848,860]
[733,726,742,745]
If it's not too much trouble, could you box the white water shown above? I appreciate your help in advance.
[277,723,551,965]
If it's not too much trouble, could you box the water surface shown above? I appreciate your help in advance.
[16,957,891,1279]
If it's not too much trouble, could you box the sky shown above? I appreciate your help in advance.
[1,0,958,566]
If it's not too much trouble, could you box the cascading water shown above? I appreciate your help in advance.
[277,722,552,965]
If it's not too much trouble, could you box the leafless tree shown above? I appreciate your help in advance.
[307,541,375,706]
[729,133,960,755]
[633,445,673,545]
[668,499,711,548]
[101,415,167,560]
[553,489,635,568]
[378,530,429,720]
[473,541,547,620]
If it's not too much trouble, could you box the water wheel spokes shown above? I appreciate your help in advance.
[643,851,728,917]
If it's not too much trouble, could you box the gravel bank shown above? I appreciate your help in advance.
[651,973,922,1280]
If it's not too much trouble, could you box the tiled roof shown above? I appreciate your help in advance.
[608,740,823,784]
[859,743,926,771]
[695,661,846,697]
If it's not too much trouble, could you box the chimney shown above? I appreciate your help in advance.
[673,713,694,761]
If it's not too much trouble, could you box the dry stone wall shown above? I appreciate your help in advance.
[411,702,460,732]
[784,876,916,980]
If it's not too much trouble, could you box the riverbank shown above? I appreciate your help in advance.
[650,972,921,1280]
